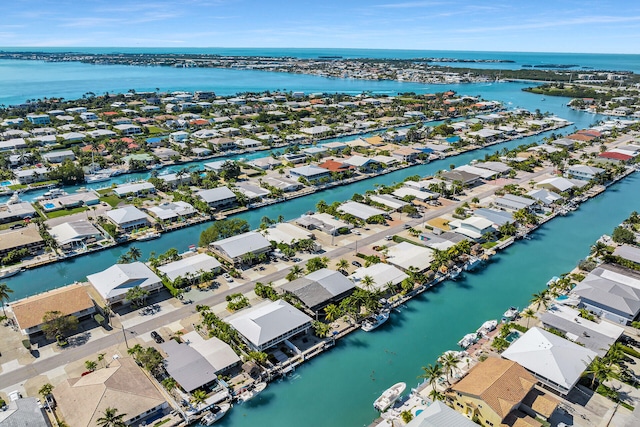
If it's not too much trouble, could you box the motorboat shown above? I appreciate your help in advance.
[136,231,161,241]
[6,192,21,205]
[0,266,22,279]
[464,256,483,271]
[85,172,112,183]
[449,265,462,280]
[201,403,231,425]
[41,188,67,199]
[236,382,267,403]
[457,333,479,348]
[373,382,406,412]
[476,320,498,336]
[502,306,519,322]
[361,309,390,332]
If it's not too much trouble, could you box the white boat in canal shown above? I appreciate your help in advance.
[373,382,406,412]
[201,403,231,425]
[236,382,267,403]
[449,266,462,280]
[85,172,112,183]
[457,333,479,348]
[361,309,390,332]
[136,231,161,241]
[464,256,483,271]
[0,266,22,279]
[502,306,519,322]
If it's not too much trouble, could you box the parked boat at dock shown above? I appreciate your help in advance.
[457,333,479,348]
[236,382,267,403]
[136,231,161,241]
[502,306,519,322]
[201,403,231,425]
[0,266,22,279]
[373,382,406,412]
[449,265,462,280]
[361,309,390,332]
[464,256,483,271]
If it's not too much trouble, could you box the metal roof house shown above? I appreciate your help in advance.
[289,165,331,181]
[338,201,386,222]
[49,220,104,250]
[566,165,605,181]
[87,262,162,306]
[350,263,409,292]
[157,253,222,282]
[448,216,495,240]
[226,300,313,352]
[281,268,355,314]
[493,193,537,212]
[527,189,563,206]
[106,205,151,232]
[210,231,272,264]
[501,327,597,395]
[405,400,477,427]
[0,397,52,427]
[148,201,197,222]
[196,186,237,209]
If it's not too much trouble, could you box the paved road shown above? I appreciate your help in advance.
[0,167,554,389]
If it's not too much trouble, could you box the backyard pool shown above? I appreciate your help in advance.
[43,203,56,210]
[505,331,522,343]
[1,181,12,186]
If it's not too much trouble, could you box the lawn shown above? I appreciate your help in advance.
[45,206,89,218]
[146,126,165,135]
[100,195,123,208]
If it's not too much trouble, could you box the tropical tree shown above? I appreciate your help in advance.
[585,357,619,390]
[124,285,149,307]
[336,258,349,273]
[286,265,304,281]
[590,241,608,260]
[530,290,550,311]
[312,320,331,338]
[41,311,79,340]
[0,282,13,315]
[127,246,142,262]
[38,383,54,399]
[429,388,445,401]
[324,303,341,322]
[440,352,460,383]
[361,275,376,291]
[305,256,328,273]
[521,308,536,328]
[419,363,443,388]
[96,407,127,427]
[85,360,98,372]
[190,389,208,407]
[162,377,177,393]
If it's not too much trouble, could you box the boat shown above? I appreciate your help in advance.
[0,266,22,279]
[449,265,462,280]
[464,256,483,271]
[373,382,406,412]
[361,309,390,332]
[42,188,67,199]
[85,173,111,183]
[236,382,267,403]
[502,306,519,322]
[136,231,161,241]
[457,333,479,348]
[476,320,498,336]
[201,403,231,425]
[546,276,560,287]
[6,191,21,205]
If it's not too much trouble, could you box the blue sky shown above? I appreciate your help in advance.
[1,0,639,53]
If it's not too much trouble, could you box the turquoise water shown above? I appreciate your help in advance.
[505,331,521,343]
[42,203,55,209]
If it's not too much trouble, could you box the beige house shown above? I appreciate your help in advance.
[54,357,168,427]
[449,357,558,427]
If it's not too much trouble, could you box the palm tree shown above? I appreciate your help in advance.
[522,308,536,328]
[190,389,208,407]
[419,363,443,389]
[324,303,341,322]
[161,377,177,396]
[127,246,142,262]
[286,265,304,281]
[0,283,13,315]
[440,352,460,383]
[585,357,619,390]
[604,342,626,368]
[429,388,445,401]
[336,258,349,273]
[361,275,376,291]
[590,241,608,260]
[530,290,550,311]
[96,407,127,427]
[85,360,97,372]
[38,383,54,399]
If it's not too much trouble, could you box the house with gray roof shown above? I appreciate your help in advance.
[613,244,640,265]
[161,332,240,392]
[571,264,640,325]
[106,205,151,231]
[406,401,477,427]
[227,300,313,352]
[87,261,162,306]
[157,253,221,282]
[197,186,237,209]
[289,164,331,181]
[42,149,75,163]
[350,263,409,292]
[475,161,512,175]
[369,194,408,211]
[526,189,563,206]
[281,268,355,314]
[0,397,52,427]
[210,231,271,264]
[148,201,197,222]
[473,208,515,227]
[440,170,482,186]
[113,181,156,197]
[493,193,537,212]
[338,201,386,222]
[567,164,605,181]
[234,182,270,200]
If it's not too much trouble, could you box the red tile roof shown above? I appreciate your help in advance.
[567,133,594,142]
[318,159,355,172]
[599,151,632,161]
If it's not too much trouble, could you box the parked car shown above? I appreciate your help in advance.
[8,391,21,401]
[150,331,164,344]
[223,273,233,283]
[351,260,362,268]
[385,235,393,241]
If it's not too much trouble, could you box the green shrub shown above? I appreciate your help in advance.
[621,345,640,358]
[22,339,31,350]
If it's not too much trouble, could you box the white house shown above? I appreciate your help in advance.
[87,262,163,306]
[210,231,272,264]
[448,216,495,240]
[566,165,605,181]
[106,205,151,231]
[197,186,237,209]
[157,253,222,282]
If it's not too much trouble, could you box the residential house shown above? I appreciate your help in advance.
[448,216,495,241]
[197,186,237,210]
[281,268,355,315]
[0,225,45,258]
[350,263,408,292]
[113,182,156,198]
[106,205,151,232]
[567,165,605,181]
[49,220,104,251]
[289,165,331,182]
[338,201,386,222]
[210,231,272,264]
[87,261,162,306]
[26,114,50,125]
[148,201,197,222]
[157,253,222,282]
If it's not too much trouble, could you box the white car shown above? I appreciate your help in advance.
[8,390,21,401]
[223,273,233,283]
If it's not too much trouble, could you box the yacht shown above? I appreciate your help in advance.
[236,382,267,403]
[0,266,22,279]
[85,172,111,183]
[373,382,406,412]
[6,192,21,205]
[457,333,479,348]
[136,231,161,241]
[502,306,520,322]
[201,403,231,425]
[464,256,483,271]
[449,265,462,280]
[361,309,390,332]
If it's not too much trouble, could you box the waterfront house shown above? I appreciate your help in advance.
[234,182,270,201]
[14,167,49,184]
[148,201,197,222]
[236,138,262,149]
[0,201,36,224]
[0,224,45,259]
[596,151,633,165]
[493,194,537,212]
[10,283,96,336]
[157,253,222,282]
[338,201,386,222]
[203,160,227,173]
[386,241,433,272]
[113,181,156,198]
[566,164,604,181]
[226,299,313,352]
[612,244,640,265]
[467,128,503,143]
[283,153,308,164]
[209,137,236,151]
[473,208,515,228]
[392,186,439,202]
[502,327,597,396]
[262,176,302,192]
[536,177,585,194]
[281,268,355,316]
[449,357,558,426]
[106,205,151,232]
[87,261,162,306]
[262,222,314,246]
[448,216,495,241]
[300,125,332,137]
[54,357,168,427]
[570,263,640,325]
[550,138,576,149]
[350,263,408,292]
[405,401,477,427]
[49,220,104,251]
[369,194,408,211]
[26,113,50,125]
[440,170,482,186]
[474,161,512,176]
[343,155,379,172]
[295,213,352,235]
[392,147,421,163]
[454,164,498,180]
[289,165,331,182]
[248,156,282,170]
[197,186,237,210]
[210,231,272,265]
[160,332,240,393]
[539,305,624,357]
[157,172,192,188]
[0,397,51,426]
[113,124,142,135]
[526,189,564,206]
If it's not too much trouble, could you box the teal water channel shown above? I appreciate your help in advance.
[211,172,640,427]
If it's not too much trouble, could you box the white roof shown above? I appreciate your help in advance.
[87,262,161,300]
[406,400,477,427]
[350,263,408,291]
[393,186,438,201]
[369,194,408,210]
[182,331,240,373]
[343,155,376,167]
[50,220,101,245]
[148,201,196,220]
[501,327,597,392]
[338,201,385,221]
[537,177,578,192]
[455,164,497,179]
[262,223,313,245]
[289,165,330,178]
[527,189,563,205]
[386,241,433,272]
[158,253,221,282]
[227,300,312,348]
[212,231,271,259]
[113,182,155,196]
[197,186,236,203]
[106,205,149,225]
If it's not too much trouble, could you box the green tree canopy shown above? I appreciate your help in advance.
[199,219,250,246]
[41,310,79,340]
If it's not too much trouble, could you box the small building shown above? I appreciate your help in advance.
[14,167,49,184]
[49,220,104,251]
[369,194,408,211]
[536,177,586,193]
[157,253,222,282]
[350,263,409,292]
[493,194,537,211]
[113,181,156,198]
[613,244,640,265]
[210,231,272,264]
[448,216,495,240]
[281,268,355,314]
[161,332,240,393]
[262,223,314,245]
[197,187,237,209]
[234,182,270,201]
[10,283,96,336]
[0,224,45,259]
[226,299,313,352]
[566,164,605,181]
[502,327,597,395]
[0,397,52,427]
[450,357,558,426]
[338,201,386,222]
[42,150,75,163]
[87,261,162,306]
[527,189,564,206]
[386,241,433,272]
[440,170,482,186]
[26,113,51,125]
[148,201,197,222]
[54,357,168,427]
[295,213,352,235]
[0,201,36,224]
[289,165,331,181]
[106,205,151,232]
[392,186,439,202]
[405,400,477,427]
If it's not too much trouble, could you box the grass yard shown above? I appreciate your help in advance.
[45,206,89,218]
[100,194,123,208]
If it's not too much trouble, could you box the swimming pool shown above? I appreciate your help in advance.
[556,295,569,301]
[0,180,11,186]
[505,331,521,343]
[43,203,56,210]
